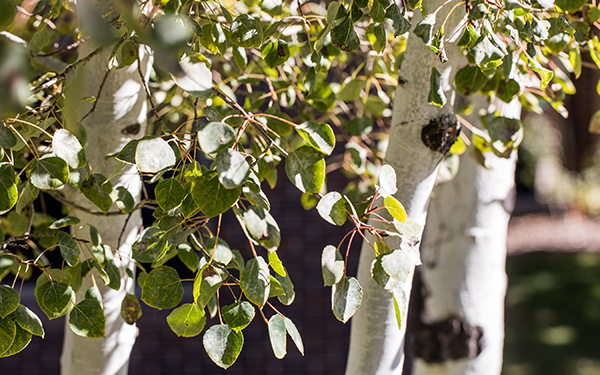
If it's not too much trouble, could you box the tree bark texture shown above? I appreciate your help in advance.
[409,99,520,375]
[344,2,467,374]
[60,2,152,374]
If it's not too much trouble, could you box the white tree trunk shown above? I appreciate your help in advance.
[60,2,152,373]
[411,99,520,375]
[345,2,466,374]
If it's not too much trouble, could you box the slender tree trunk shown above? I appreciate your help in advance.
[60,2,152,373]
[409,99,520,375]
[344,1,465,373]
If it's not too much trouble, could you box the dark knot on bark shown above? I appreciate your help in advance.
[414,314,485,363]
[421,114,460,155]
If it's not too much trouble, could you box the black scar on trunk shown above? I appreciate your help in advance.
[420,114,460,154]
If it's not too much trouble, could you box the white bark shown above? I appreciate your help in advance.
[345,2,466,374]
[412,99,520,375]
[60,2,152,373]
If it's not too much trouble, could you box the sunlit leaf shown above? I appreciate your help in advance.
[296,121,335,155]
[0,285,19,318]
[29,156,69,190]
[285,146,325,194]
[203,324,244,369]
[52,129,86,169]
[136,136,176,173]
[321,245,344,286]
[167,303,206,337]
[14,305,44,338]
[141,266,183,309]
[216,149,250,189]
[222,300,255,332]
[332,276,363,323]
[58,231,80,267]
[192,171,241,218]
[268,314,287,359]
[231,14,263,48]
[197,122,235,154]
[241,256,270,308]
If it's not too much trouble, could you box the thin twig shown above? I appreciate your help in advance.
[33,43,111,94]
[79,69,112,123]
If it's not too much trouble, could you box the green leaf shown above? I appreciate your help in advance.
[268,314,287,359]
[27,26,55,56]
[321,245,345,286]
[0,0,17,31]
[296,121,335,155]
[36,282,75,319]
[240,256,270,308]
[52,129,86,169]
[273,269,295,305]
[222,300,255,332]
[192,171,241,218]
[114,186,135,213]
[0,315,16,355]
[115,140,138,164]
[29,156,69,190]
[193,265,223,308]
[232,46,248,70]
[58,231,80,267]
[203,324,244,369]
[15,305,44,338]
[331,17,360,52]
[172,56,213,99]
[177,243,199,272]
[155,178,186,211]
[205,237,233,266]
[497,79,520,103]
[198,122,236,154]
[231,14,263,48]
[0,322,31,358]
[384,196,407,222]
[132,227,169,263]
[104,260,121,291]
[414,14,435,45]
[216,149,250,189]
[269,276,285,297]
[285,146,325,194]
[392,289,406,330]
[261,40,290,68]
[469,35,504,71]
[240,206,280,252]
[385,4,411,36]
[135,136,176,173]
[284,317,304,355]
[49,216,80,229]
[346,117,373,136]
[0,285,19,318]
[332,276,363,323]
[121,293,142,325]
[167,303,206,337]
[0,125,16,148]
[371,249,413,289]
[327,2,347,24]
[555,0,586,12]
[428,66,446,107]
[0,175,17,214]
[141,266,183,309]
[370,1,385,22]
[268,252,286,277]
[454,65,487,95]
[81,174,113,213]
[69,293,105,338]
[316,192,347,226]
[113,40,138,69]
